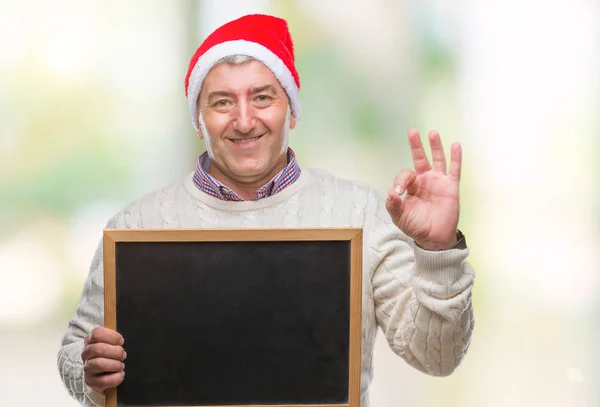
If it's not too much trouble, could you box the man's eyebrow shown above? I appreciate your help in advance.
[250,85,278,95]
[205,85,278,104]
[206,91,234,103]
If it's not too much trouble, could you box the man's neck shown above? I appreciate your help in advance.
[208,157,288,200]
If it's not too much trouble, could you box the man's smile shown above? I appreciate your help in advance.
[228,134,264,146]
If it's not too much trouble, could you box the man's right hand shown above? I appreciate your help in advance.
[81,327,127,392]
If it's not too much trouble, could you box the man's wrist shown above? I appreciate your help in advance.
[415,230,466,251]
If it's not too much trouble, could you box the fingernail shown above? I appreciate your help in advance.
[120,337,124,345]
[123,351,127,361]
[395,185,402,195]
[122,363,126,370]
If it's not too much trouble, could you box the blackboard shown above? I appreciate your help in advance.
[103,228,363,407]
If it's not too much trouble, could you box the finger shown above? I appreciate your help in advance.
[448,142,462,180]
[408,129,432,174]
[428,130,447,174]
[84,357,126,376]
[85,327,124,346]
[392,169,417,195]
[82,343,127,363]
[87,371,125,392]
[386,188,405,223]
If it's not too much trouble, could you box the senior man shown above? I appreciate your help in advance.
[58,13,475,407]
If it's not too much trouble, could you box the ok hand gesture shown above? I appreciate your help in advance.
[385,129,462,251]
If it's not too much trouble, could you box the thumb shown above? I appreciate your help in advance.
[392,169,418,195]
[385,188,405,224]
[386,168,416,223]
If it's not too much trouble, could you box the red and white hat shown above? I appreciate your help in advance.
[184,14,301,130]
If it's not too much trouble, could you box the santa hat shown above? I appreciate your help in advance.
[185,14,301,130]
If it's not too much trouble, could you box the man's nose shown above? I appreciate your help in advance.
[232,101,256,134]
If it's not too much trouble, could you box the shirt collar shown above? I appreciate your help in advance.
[192,148,301,201]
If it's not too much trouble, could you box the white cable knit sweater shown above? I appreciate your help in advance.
[57,167,475,407]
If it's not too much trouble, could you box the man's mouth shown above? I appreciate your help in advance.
[229,135,263,144]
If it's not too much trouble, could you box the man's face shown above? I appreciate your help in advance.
[197,60,296,187]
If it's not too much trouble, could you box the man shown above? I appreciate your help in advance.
[58,13,474,407]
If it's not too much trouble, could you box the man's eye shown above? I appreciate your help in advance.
[255,95,272,103]
[211,99,232,108]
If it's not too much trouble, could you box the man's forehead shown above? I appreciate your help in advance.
[201,61,283,95]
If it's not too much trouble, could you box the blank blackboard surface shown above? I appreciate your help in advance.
[103,228,363,407]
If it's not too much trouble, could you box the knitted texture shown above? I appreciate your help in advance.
[57,168,475,407]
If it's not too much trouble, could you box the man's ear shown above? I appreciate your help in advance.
[196,93,205,138]
[290,114,297,130]
[196,107,205,139]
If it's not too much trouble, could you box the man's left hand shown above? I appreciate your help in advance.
[385,129,461,251]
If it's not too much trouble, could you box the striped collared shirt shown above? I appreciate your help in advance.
[192,148,301,201]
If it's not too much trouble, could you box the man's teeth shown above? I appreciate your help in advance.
[232,136,261,144]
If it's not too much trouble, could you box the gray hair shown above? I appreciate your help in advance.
[215,54,256,65]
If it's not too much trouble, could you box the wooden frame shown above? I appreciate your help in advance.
[104,228,362,407]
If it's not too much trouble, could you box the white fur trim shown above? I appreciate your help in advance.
[187,40,301,130]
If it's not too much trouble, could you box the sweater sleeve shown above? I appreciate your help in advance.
[57,216,121,406]
[368,193,475,376]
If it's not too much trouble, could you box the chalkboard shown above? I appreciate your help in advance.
[103,228,363,407]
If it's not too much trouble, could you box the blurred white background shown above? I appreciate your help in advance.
[1,0,598,405]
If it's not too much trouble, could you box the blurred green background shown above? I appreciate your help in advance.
[1,0,598,405]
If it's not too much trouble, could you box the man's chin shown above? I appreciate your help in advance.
[228,162,268,179]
